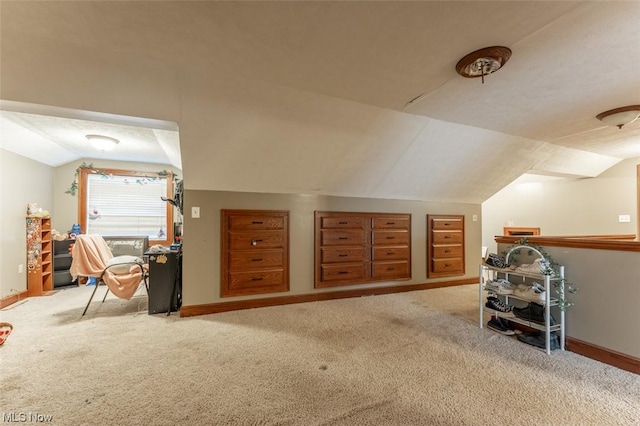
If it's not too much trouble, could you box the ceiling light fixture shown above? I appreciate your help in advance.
[455,46,512,84]
[86,134,119,151]
[596,105,640,129]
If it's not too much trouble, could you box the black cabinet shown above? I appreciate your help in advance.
[145,249,182,315]
[53,239,74,288]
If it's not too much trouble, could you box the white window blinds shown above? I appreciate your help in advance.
[85,174,168,240]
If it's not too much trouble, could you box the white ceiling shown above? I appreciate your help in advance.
[1,1,639,202]
[0,101,181,168]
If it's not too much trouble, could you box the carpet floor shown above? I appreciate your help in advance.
[1,284,638,425]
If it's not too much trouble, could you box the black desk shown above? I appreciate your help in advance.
[145,249,182,315]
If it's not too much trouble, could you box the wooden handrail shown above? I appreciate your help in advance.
[494,235,640,252]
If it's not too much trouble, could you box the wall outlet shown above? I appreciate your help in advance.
[18,264,23,274]
[472,214,478,222]
[618,214,631,223]
[192,206,200,219]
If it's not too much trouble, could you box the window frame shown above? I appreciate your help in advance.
[77,167,174,246]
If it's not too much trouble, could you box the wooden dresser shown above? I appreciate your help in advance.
[427,214,465,278]
[221,209,289,297]
[315,211,411,288]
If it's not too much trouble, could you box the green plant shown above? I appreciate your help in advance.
[65,163,179,196]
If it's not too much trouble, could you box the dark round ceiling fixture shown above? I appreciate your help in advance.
[596,105,640,129]
[455,46,512,84]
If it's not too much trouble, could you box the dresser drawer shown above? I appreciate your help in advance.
[222,209,289,297]
[229,249,284,270]
[321,229,365,246]
[321,216,364,229]
[321,247,366,263]
[432,245,462,258]
[229,231,285,250]
[372,217,410,229]
[372,261,409,279]
[431,218,463,230]
[228,215,285,230]
[431,258,463,274]
[372,230,409,245]
[320,263,366,282]
[431,231,462,244]
[228,269,285,291]
[372,246,409,261]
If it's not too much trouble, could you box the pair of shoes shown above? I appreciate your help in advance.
[487,317,520,335]
[485,278,516,295]
[515,258,554,276]
[485,253,509,269]
[517,331,560,350]
[486,296,514,317]
[514,282,546,302]
[513,302,555,325]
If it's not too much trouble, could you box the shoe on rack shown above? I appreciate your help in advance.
[514,282,546,302]
[496,317,522,335]
[487,317,516,335]
[515,258,554,276]
[513,302,556,325]
[485,278,516,295]
[517,331,560,351]
[485,253,509,269]
[485,296,514,317]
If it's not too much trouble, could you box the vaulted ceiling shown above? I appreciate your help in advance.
[1,1,639,203]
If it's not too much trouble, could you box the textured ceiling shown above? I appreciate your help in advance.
[1,1,639,203]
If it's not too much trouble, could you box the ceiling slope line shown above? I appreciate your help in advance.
[401,79,450,112]
[507,1,591,49]
[547,124,615,145]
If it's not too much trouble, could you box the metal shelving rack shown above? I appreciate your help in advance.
[479,245,565,355]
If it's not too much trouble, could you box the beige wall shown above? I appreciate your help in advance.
[482,157,640,254]
[0,149,53,298]
[182,189,481,306]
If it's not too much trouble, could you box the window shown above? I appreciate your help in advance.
[78,168,174,245]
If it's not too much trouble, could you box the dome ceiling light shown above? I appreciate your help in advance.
[86,134,120,151]
[455,46,512,84]
[596,106,640,129]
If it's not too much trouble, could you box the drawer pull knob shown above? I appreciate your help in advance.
[386,236,394,239]
[339,237,348,240]
[444,235,451,239]
[387,267,395,271]
[252,221,264,224]
[338,271,349,275]
[387,222,395,225]
[250,239,263,246]
[339,221,348,224]
[445,250,451,253]
[252,258,263,262]
[338,254,348,257]
[251,277,264,281]
[445,264,452,267]
[445,223,451,226]
[387,252,395,255]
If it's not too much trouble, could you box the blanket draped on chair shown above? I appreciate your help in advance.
[70,234,143,300]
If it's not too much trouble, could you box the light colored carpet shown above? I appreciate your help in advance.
[1,284,638,425]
